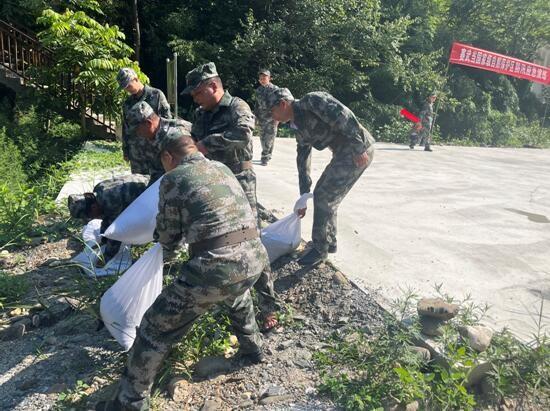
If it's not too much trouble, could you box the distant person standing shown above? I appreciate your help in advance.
[117,68,172,181]
[410,93,437,152]
[267,88,375,266]
[254,69,279,166]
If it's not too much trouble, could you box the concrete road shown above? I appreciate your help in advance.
[253,138,550,341]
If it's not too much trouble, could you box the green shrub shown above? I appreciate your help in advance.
[0,127,27,188]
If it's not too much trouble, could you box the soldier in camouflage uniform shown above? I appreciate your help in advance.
[68,174,149,263]
[267,88,375,266]
[126,101,192,183]
[182,62,280,329]
[96,130,268,411]
[254,69,279,165]
[411,93,436,152]
[118,68,172,181]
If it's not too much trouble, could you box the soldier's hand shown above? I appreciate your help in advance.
[353,151,369,168]
[296,208,307,218]
[196,141,208,155]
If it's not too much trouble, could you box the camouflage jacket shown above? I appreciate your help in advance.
[254,83,278,122]
[292,92,376,194]
[419,102,434,129]
[191,92,255,167]
[122,85,172,160]
[94,174,149,233]
[155,152,267,285]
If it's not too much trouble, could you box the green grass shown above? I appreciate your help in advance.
[315,288,549,410]
[0,270,30,309]
[0,141,127,250]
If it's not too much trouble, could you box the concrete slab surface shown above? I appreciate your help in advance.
[253,138,550,341]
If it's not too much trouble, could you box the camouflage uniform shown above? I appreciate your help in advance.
[122,85,172,180]
[254,82,279,163]
[292,92,375,255]
[418,101,434,148]
[190,84,279,313]
[114,151,268,409]
[93,174,148,259]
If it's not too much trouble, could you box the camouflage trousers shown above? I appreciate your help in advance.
[235,169,280,314]
[115,273,262,410]
[259,119,278,162]
[312,146,374,254]
[418,127,431,147]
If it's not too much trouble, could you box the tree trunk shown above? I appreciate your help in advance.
[131,0,141,63]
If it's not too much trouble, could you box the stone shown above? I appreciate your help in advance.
[385,400,420,411]
[46,383,68,394]
[458,325,493,352]
[45,335,58,345]
[332,271,349,285]
[337,316,350,324]
[305,386,316,395]
[258,394,293,405]
[201,399,221,411]
[260,385,286,398]
[408,346,431,363]
[277,340,293,350]
[419,316,445,337]
[17,377,39,391]
[8,307,24,317]
[193,356,233,379]
[0,322,26,340]
[168,377,191,401]
[228,335,238,346]
[0,250,9,257]
[466,361,493,387]
[417,298,459,320]
[238,400,254,408]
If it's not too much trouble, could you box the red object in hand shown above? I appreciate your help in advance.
[400,108,420,123]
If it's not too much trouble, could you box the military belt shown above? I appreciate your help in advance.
[227,161,253,174]
[189,227,258,254]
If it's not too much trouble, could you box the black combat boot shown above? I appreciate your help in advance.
[298,248,327,266]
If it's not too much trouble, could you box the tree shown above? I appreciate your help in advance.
[36,8,147,136]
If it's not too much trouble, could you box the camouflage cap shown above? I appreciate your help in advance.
[158,126,193,152]
[126,101,155,133]
[67,194,88,219]
[258,69,271,76]
[117,67,138,89]
[265,87,294,109]
[181,62,219,95]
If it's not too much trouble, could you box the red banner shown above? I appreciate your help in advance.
[449,42,550,85]
[400,108,420,123]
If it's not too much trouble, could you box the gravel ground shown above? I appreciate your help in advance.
[1,228,385,410]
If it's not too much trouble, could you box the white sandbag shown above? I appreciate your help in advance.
[71,244,132,277]
[102,177,163,244]
[100,243,163,350]
[261,193,313,262]
[82,219,102,246]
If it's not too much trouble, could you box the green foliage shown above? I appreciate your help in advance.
[161,311,234,381]
[55,379,91,408]
[316,287,548,410]
[0,271,29,308]
[36,8,146,126]
[0,128,27,188]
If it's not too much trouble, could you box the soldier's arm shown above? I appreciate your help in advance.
[296,138,312,195]
[303,94,371,155]
[200,99,255,152]
[157,90,172,119]
[155,174,186,261]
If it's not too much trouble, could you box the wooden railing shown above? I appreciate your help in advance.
[0,19,116,138]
